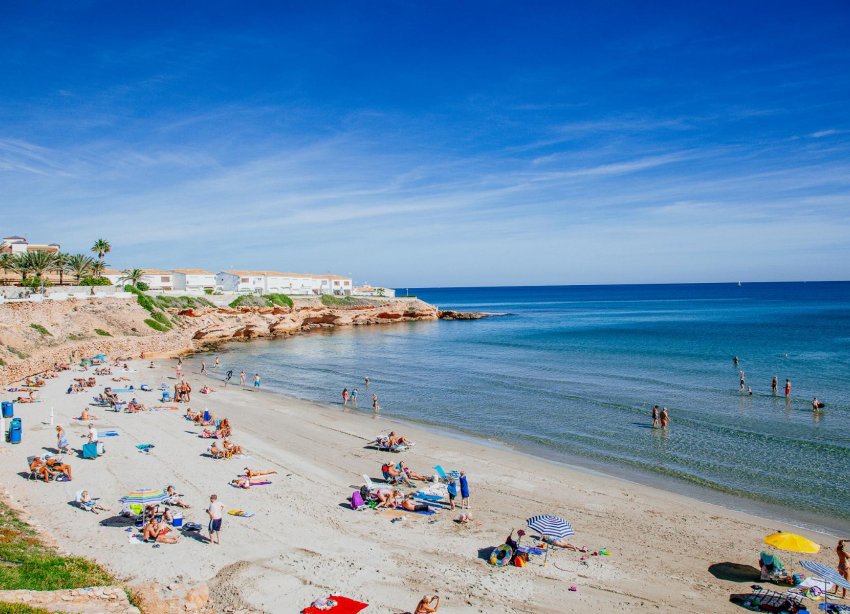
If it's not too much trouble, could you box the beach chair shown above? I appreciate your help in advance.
[160,391,172,403]
[91,396,110,407]
[209,446,230,459]
[26,456,56,482]
[759,551,788,582]
[434,465,460,483]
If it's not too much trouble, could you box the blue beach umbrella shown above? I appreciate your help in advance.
[798,560,850,607]
[527,515,575,566]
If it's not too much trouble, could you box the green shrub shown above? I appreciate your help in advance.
[68,333,86,341]
[229,294,267,308]
[0,500,114,591]
[0,601,53,613]
[204,288,214,295]
[151,311,172,328]
[0,357,5,367]
[265,293,293,308]
[135,281,149,291]
[94,328,112,337]
[29,324,52,336]
[79,276,111,286]
[144,318,169,332]
[320,294,357,306]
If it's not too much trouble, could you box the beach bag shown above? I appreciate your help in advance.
[351,491,365,510]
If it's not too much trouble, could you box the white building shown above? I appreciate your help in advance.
[216,271,353,295]
[102,269,177,290]
[352,285,395,298]
[171,269,216,292]
[1,236,61,255]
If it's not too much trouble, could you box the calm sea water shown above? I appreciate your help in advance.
[202,283,850,531]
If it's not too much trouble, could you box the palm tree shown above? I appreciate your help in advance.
[90,259,107,278]
[52,252,70,285]
[12,253,31,283]
[0,253,14,285]
[67,254,94,283]
[91,239,111,261]
[17,251,57,284]
[118,268,144,288]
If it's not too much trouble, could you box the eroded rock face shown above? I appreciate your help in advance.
[438,310,491,320]
[0,298,472,384]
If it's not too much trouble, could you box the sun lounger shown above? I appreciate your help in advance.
[434,465,460,483]
[26,456,57,481]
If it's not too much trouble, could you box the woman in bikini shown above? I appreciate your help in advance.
[838,540,849,598]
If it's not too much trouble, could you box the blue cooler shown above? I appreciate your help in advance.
[9,418,21,444]
[1,401,13,418]
[172,513,183,528]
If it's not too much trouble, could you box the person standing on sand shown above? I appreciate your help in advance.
[651,405,659,428]
[660,407,669,428]
[206,494,223,545]
[176,363,182,379]
[214,357,220,370]
[772,375,778,395]
[240,370,246,386]
[838,540,849,598]
[254,373,260,388]
[460,471,470,509]
[372,393,379,412]
[785,378,791,397]
[200,361,206,375]
[342,388,349,405]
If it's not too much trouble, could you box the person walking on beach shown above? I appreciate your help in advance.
[447,476,457,510]
[351,388,358,406]
[206,494,224,545]
[224,370,233,387]
[660,407,669,429]
[214,357,220,370]
[239,370,246,386]
[785,378,791,398]
[372,393,379,412]
[176,363,183,379]
[771,375,778,395]
[253,373,260,388]
[651,405,659,428]
[460,471,471,509]
[342,388,349,405]
[200,360,206,375]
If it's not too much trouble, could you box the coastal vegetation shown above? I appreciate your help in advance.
[152,295,214,310]
[320,293,357,307]
[228,293,293,309]
[94,328,112,336]
[0,500,114,591]
[29,324,51,337]
[144,318,170,332]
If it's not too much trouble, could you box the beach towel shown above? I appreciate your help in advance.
[413,492,444,502]
[111,388,133,393]
[229,480,271,488]
[228,510,255,517]
[101,431,120,437]
[302,596,368,614]
[135,443,154,451]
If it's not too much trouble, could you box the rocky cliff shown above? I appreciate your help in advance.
[0,297,440,384]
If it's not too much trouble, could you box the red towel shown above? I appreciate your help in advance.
[302,596,368,614]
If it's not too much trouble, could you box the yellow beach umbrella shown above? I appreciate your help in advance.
[764,531,821,554]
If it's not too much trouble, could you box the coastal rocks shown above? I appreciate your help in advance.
[129,580,212,614]
[438,310,491,320]
[0,586,140,613]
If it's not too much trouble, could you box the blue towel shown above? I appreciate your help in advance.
[414,492,444,502]
[135,443,154,450]
[400,507,436,515]
[101,431,120,437]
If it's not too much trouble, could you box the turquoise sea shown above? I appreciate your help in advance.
[200,282,850,533]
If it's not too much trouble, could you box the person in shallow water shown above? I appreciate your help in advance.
[660,407,669,428]
[651,405,659,428]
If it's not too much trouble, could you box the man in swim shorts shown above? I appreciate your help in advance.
[207,494,224,545]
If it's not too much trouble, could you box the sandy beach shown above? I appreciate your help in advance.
[0,359,844,613]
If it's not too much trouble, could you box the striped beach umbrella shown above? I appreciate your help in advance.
[527,515,575,566]
[119,488,169,506]
[799,560,850,607]
[527,515,575,539]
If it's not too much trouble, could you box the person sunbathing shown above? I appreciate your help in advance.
[79,408,96,421]
[400,493,435,513]
[229,477,269,489]
[210,442,230,459]
[16,391,36,403]
[243,468,277,478]
[165,485,190,508]
[222,440,242,455]
[412,595,440,614]
[142,518,179,544]
[29,458,55,482]
[398,461,432,482]
[185,408,200,421]
[387,431,412,447]
[200,385,216,394]
[375,488,401,508]
[78,490,109,514]
[45,458,72,481]
[542,535,581,551]
[126,398,147,412]
[384,463,414,486]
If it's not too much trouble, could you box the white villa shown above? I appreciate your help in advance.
[1,236,61,255]
[171,269,216,292]
[216,271,353,295]
[101,269,179,291]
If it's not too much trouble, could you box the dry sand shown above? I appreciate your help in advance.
[0,359,844,613]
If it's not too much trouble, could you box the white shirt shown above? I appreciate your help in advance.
[88,427,98,442]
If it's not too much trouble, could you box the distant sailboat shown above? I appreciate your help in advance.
[737,281,742,287]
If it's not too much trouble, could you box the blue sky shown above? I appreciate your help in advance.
[1,1,849,286]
